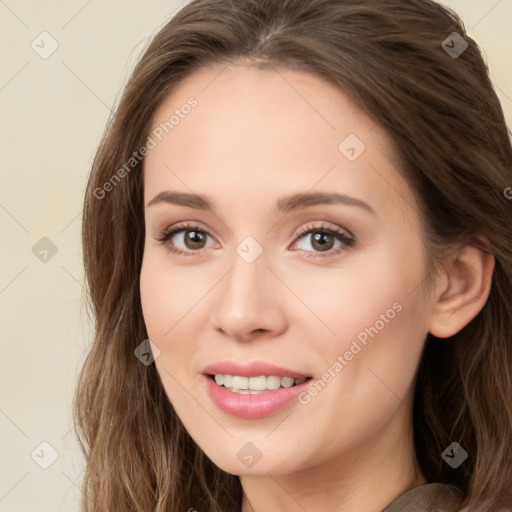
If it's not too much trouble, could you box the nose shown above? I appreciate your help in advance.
[210,247,288,343]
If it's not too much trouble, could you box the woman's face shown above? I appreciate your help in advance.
[140,63,433,478]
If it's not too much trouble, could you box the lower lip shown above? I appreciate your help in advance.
[203,375,312,419]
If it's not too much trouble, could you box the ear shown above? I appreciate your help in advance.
[428,239,495,338]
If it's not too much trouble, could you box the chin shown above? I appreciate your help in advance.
[201,443,299,477]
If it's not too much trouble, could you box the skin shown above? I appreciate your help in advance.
[139,62,494,512]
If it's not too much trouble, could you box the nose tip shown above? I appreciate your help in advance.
[209,255,287,342]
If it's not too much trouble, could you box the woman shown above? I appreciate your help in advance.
[74,0,512,510]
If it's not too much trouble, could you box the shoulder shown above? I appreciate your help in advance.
[381,482,464,512]
[381,483,512,512]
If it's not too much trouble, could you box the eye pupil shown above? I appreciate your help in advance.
[311,231,334,251]
[186,230,206,249]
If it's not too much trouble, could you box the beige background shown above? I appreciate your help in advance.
[1,1,511,510]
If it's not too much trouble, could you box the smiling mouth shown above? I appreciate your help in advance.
[209,374,313,394]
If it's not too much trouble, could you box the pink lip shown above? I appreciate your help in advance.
[202,360,313,419]
[203,375,312,419]
[202,360,311,379]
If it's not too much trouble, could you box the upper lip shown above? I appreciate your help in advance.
[202,360,311,379]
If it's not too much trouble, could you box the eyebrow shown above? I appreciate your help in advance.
[147,191,376,215]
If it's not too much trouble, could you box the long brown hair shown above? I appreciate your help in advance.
[75,0,512,510]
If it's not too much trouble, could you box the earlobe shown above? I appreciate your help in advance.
[428,241,495,339]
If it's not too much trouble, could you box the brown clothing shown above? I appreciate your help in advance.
[381,482,512,512]
[381,483,464,511]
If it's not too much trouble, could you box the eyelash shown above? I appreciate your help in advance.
[154,221,355,258]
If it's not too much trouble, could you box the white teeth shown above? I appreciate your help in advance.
[266,375,282,390]
[249,376,267,391]
[231,376,249,389]
[280,377,295,388]
[212,374,309,392]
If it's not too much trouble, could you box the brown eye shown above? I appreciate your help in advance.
[292,223,355,257]
[182,229,207,250]
[308,231,336,252]
[154,223,216,256]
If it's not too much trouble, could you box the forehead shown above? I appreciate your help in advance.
[149,62,381,150]
[143,63,417,222]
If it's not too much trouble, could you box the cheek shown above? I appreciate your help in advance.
[300,243,428,408]
[140,258,190,407]
[139,250,195,339]
[289,288,427,467]
[139,250,205,381]
[291,253,423,355]
[139,260,168,338]
[324,290,427,422]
